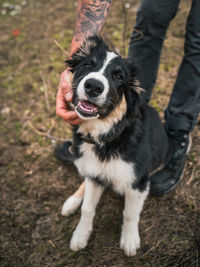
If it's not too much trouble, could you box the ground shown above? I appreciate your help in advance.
[0,0,200,266]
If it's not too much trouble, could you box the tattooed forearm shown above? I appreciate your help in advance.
[70,0,112,55]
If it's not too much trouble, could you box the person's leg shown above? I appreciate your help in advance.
[128,0,180,102]
[151,0,200,195]
[165,0,200,133]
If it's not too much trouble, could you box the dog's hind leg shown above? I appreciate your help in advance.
[120,186,149,256]
[70,178,104,251]
[61,181,85,216]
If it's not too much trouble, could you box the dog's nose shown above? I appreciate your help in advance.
[84,79,104,98]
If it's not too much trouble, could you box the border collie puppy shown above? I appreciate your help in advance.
[61,36,171,256]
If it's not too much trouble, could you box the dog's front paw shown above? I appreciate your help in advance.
[61,196,82,216]
[70,226,91,251]
[120,228,140,256]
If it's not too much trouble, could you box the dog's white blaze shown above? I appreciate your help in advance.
[77,51,118,104]
[77,73,109,105]
[100,51,118,74]
[74,142,136,195]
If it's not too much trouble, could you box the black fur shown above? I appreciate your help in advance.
[67,36,172,192]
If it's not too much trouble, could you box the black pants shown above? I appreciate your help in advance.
[128,0,200,132]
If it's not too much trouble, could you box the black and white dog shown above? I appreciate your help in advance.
[61,36,171,256]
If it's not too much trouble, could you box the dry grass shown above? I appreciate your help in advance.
[0,0,199,266]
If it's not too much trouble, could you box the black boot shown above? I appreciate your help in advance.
[54,141,75,164]
[150,127,192,195]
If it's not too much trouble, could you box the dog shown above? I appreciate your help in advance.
[61,36,171,256]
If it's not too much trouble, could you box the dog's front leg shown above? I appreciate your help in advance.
[70,178,104,251]
[61,181,85,216]
[120,188,149,256]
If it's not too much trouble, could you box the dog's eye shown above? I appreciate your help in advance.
[113,73,122,81]
[84,64,92,70]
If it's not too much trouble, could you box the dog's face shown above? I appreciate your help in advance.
[67,36,138,120]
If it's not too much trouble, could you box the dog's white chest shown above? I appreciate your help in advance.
[74,143,136,195]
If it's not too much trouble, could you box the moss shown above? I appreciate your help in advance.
[150,99,162,113]
[37,243,44,253]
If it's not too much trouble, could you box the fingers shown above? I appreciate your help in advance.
[56,90,77,120]
[56,72,83,125]
[59,69,73,102]
[68,117,82,125]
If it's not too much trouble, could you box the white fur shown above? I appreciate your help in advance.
[67,50,150,255]
[61,196,82,216]
[77,95,127,143]
[120,187,149,256]
[74,142,136,195]
[78,119,111,141]
[70,178,104,251]
[69,128,149,256]
[77,51,118,105]
[77,73,109,105]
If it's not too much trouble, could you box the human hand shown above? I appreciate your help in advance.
[56,69,82,125]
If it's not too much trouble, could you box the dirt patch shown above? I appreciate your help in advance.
[0,0,199,266]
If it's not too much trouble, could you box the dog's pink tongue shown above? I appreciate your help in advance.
[81,100,97,111]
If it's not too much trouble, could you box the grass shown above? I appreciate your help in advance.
[0,0,199,266]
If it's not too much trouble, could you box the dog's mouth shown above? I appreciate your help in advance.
[75,99,99,119]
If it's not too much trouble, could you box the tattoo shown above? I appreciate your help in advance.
[71,0,112,54]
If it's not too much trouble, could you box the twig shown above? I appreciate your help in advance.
[122,3,127,57]
[18,61,28,71]
[143,240,161,257]
[25,119,68,142]
[48,240,56,248]
[53,39,69,57]
[26,120,47,137]
[46,119,68,142]
[186,166,196,185]
[102,33,115,51]
[145,224,154,233]
[121,3,143,57]
[41,74,50,112]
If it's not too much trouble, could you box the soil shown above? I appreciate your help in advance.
[0,0,199,266]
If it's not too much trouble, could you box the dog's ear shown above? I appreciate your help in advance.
[124,58,137,78]
[124,58,144,95]
[66,35,108,71]
[123,58,145,116]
